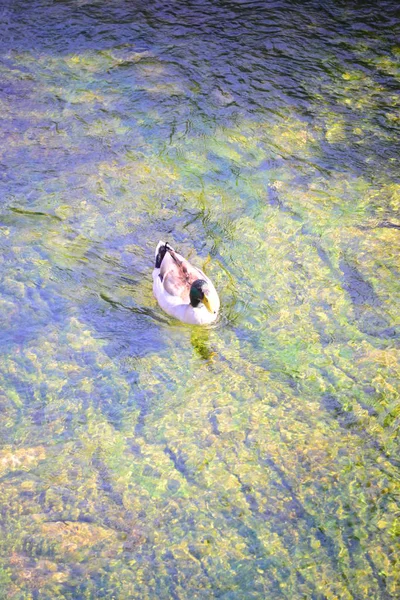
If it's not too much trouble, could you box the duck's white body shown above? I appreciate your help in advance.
[152,241,220,325]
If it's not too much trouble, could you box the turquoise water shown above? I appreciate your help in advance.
[0,1,399,598]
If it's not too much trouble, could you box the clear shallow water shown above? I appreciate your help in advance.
[0,0,399,597]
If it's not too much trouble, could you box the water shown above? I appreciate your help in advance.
[0,1,399,598]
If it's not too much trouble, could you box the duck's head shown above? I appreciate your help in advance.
[190,279,217,314]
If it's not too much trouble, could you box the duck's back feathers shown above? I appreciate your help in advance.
[158,245,206,301]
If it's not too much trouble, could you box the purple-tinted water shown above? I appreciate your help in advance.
[0,1,399,598]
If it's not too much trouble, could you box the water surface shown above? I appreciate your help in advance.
[0,1,399,598]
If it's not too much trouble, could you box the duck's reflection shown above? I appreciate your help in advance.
[190,327,216,362]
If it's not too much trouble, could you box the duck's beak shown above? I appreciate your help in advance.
[202,294,214,313]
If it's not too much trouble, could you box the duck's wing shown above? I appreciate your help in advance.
[160,248,204,301]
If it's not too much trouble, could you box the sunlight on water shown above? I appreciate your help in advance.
[0,0,399,598]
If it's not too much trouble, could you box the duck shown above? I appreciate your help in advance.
[152,241,220,325]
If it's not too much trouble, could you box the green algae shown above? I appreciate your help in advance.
[0,2,399,599]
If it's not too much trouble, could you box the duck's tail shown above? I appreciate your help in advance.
[154,240,174,268]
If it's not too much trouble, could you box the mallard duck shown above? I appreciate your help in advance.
[152,241,220,325]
